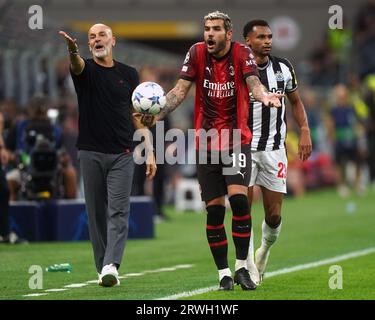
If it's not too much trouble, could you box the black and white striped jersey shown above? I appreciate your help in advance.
[248,55,298,151]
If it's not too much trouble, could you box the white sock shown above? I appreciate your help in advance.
[261,219,282,250]
[247,225,258,270]
[218,268,232,281]
[248,225,255,263]
[235,259,247,271]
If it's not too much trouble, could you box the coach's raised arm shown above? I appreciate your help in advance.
[59,31,85,75]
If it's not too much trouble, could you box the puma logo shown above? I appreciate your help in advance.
[237,171,245,179]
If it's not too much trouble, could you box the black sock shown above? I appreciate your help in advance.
[229,194,251,260]
[206,205,227,270]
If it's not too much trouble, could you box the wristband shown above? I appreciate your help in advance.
[68,45,79,55]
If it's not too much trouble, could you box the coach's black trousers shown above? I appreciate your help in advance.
[79,150,134,273]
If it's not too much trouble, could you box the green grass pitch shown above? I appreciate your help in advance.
[1,188,374,300]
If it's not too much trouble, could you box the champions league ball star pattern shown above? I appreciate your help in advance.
[131,81,166,115]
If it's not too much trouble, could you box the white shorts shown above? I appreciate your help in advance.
[6,168,21,184]
[249,149,287,193]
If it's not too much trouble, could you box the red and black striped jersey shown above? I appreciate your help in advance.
[180,42,259,150]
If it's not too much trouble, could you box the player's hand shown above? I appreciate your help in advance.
[145,151,157,180]
[263,93,284,108]
[132,112,144,128]
[132,112,158,128]
[141,113,159,127]
[59,30,79,53]
[298,127,312,161]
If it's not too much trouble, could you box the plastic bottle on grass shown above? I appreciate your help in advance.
[46,263,72,273]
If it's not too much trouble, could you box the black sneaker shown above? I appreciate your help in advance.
[234,267,257,290]
[219,276,234,291]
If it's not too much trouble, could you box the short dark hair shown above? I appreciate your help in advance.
[242,19,270,38]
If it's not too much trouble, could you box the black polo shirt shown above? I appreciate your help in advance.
[71,58,139,154]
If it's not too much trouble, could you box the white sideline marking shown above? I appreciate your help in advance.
[123,273,143,277]
[23,293,49,297]
[158,247,375,300]
[119,264,194,279]
[22,264,194,298]
[86,280,99,284]
[45,288,68,292]
[142,264,193,274]
[64,283,88,288]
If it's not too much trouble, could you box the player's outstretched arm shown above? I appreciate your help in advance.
[246,75,283,108]
[59,31,85,75]
[287,90,312,161]
[158,79,193,120]
[141,79,193,127]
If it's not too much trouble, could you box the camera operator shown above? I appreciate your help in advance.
[5,96,77,200]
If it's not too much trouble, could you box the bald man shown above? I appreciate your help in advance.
[59,25,156,287]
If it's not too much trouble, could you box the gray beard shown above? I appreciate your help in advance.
[93,48,108,58]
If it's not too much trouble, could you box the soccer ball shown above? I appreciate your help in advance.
[131,81,166,115]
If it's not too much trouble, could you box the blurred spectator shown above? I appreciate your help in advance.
[327,84,363,196]
[355,0,375,80]
[5,96,77,200]
[348,74,369,183]
[0,111,10,239]
[0,100,22,135]
[0,110,26,244]
[57,97,79,171]
[285,121,305,197]
[364,75,375,185]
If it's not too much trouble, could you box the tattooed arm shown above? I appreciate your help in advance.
[141,79,193,127]
[157,79,193,121]
[246,75,283,108]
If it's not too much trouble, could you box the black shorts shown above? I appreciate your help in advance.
[335,145,358,165]
[196,144,251,203]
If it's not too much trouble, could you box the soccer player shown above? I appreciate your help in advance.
[59,24,156,287]
[143,11,283,290]
[242,20,312,284]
